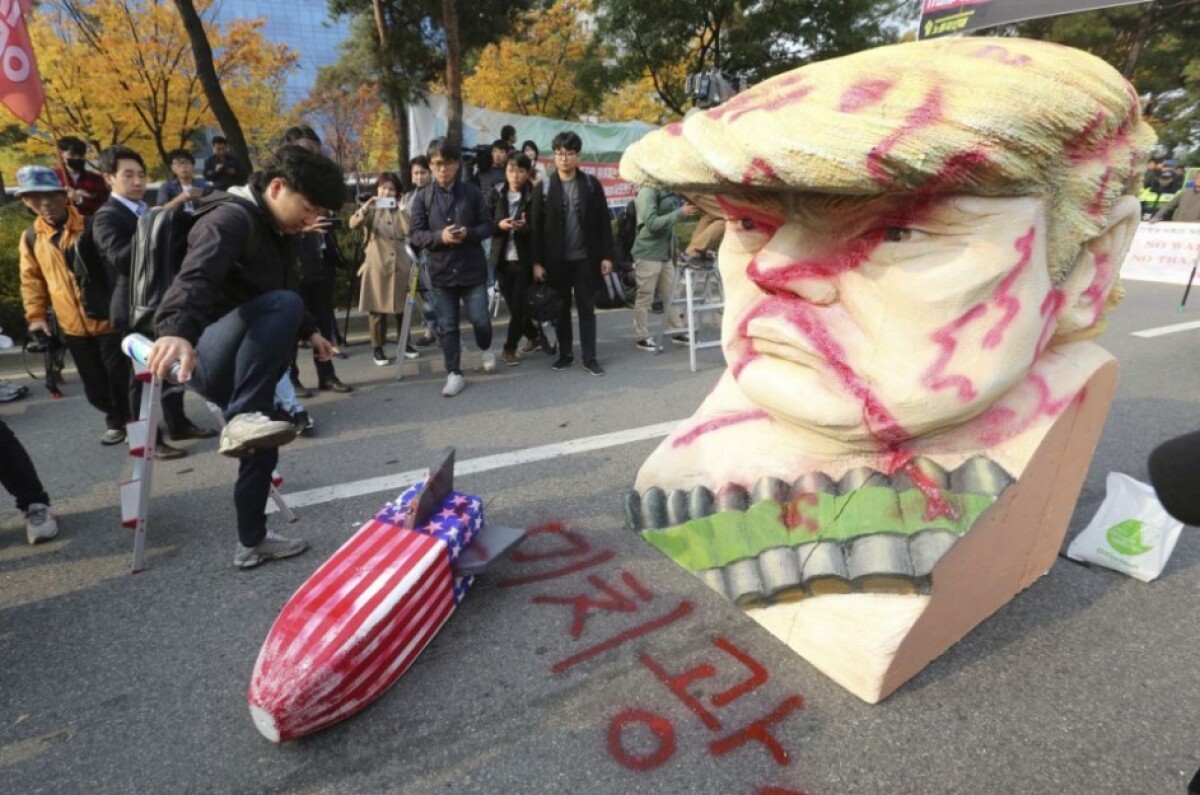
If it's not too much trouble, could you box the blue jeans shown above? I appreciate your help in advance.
[432,283,492,375]
[190,290,305,546]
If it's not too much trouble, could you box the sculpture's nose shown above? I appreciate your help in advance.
[746,227,842,305]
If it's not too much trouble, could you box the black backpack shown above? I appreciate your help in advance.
[526,281,563,323]
[128,192,241,336]
[23,221,110,321]
[616,198,638,266]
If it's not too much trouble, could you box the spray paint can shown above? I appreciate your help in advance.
[121,333,184,385]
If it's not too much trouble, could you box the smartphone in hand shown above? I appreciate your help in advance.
[376,196,397,210]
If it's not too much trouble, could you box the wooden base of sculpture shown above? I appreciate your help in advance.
[746,360,1119,703]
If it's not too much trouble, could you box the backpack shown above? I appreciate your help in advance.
[24,221,110,321]
[128,192,241,336]
[616,198,638,266]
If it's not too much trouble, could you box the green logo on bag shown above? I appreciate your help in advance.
[1106,519,1152,556]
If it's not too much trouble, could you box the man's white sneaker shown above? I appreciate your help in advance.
[635,338,658,352]
[442,372,467,397]
[218,412,298,458]
[233,531,309,569]
[25,503,58,545]
[481,350,496,372]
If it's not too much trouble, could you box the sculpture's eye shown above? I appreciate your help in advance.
[739,218,758,231]
[883,226,914,242]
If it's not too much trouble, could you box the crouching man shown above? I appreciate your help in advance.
[146,145,345,569]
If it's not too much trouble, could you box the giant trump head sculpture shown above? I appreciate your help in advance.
[621,37,1153,702]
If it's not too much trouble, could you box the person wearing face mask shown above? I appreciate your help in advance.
[53,136,110,217]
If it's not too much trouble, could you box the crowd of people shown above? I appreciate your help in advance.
[1,123,718,565]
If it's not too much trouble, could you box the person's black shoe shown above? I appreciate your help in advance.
[290,375,313,399]
[154,442,187,461]
[167,421,218,441]
[539,333,557,356]
[551,355,575,371]
[318,377,353,394]
[583,359,606,377]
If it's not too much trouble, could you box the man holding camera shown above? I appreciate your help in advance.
[408,137,495,397]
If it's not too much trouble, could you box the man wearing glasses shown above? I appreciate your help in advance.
[408,138,496,397]
[531,131,616,376]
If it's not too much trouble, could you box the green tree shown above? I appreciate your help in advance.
[596,0,908,115]
[327,0,534,152]
[1005,1,1200,159]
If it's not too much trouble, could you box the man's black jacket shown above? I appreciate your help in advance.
[154,186,317,346]
[531,171,615,281]
[91,196,138,329]
[408,180,492,289]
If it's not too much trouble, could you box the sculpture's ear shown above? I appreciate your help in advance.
[1057,195,1141,336]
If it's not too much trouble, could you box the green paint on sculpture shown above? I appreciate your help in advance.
[642,488,997,573]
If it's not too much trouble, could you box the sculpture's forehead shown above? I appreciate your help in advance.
[717,191,1045,226]
[621,37,1143,198]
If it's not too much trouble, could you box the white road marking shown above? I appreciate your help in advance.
[1131,320,1200,338]
[268,420,680,512]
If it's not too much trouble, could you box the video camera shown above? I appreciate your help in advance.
[684,70,747,110]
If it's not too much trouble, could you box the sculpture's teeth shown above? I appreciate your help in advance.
[624,490,642,532]
[792,471,837,495]
[688,485,715,521]
[891,456,950,491]
[723,558,766,606]
[800,541,851,594]
[665,489,690,527]
[838,466,889,494]
[909,529,960,580]
[848,535,916,594]
[950,456,1015,496]
[758,546,802,599]
[751,476,791,504]
[716,483,750,512]
[640,487,668,530]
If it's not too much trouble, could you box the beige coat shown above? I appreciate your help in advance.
[349,197,414,314]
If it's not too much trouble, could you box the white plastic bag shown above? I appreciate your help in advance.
[1066,472,1184,582]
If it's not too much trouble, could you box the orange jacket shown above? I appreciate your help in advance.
[19,206,118,337]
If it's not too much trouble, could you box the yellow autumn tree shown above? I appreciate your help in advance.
[15,0,296,171]
[600,71,686,126]
[463,0,601,120]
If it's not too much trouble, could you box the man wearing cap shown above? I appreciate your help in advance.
[15,165,131,445]
[53,136,110,217]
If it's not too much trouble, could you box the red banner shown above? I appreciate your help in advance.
[579,160,637,210]
[0,0,43,124]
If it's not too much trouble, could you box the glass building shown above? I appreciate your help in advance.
[210,1,352,106]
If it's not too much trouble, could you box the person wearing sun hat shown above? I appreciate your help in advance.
[15,165,132,445]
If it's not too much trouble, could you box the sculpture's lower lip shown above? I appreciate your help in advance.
[741,328,825,371]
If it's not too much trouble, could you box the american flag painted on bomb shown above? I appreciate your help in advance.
[246,482,482,742]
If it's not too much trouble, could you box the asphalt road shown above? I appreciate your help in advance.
[1,281,1197,795]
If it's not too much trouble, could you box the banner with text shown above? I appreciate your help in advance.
[1119,223,1200,286]
[918,0,1151,39]
[0,0,44,124]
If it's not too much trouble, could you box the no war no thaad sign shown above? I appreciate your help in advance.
[1119,222,1200,286]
